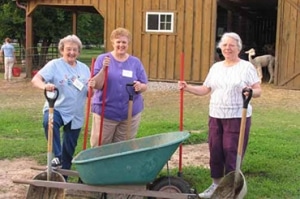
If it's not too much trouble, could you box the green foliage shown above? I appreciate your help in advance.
[0,3,104,73]
[0,2,25,41]
[32,7,72,41]
[0,3,104,47]
[77,13,104,45]
[0,2,104,77]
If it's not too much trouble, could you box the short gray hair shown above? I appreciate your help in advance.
[217,32,242,51]
[58,34,83,53]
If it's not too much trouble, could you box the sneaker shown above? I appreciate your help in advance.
[198,183,218,198]
[51,157,61,168]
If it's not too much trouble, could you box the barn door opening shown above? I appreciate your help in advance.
[216,0,278,83]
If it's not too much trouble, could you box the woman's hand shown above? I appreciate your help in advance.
[242,87,253,97]
[45,83,56,92]
[88,78,96,88]
[178,81,188,90]
[133,81,143,92]
[102,56,110,70]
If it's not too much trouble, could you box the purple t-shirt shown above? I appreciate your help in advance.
[91,53,148,121]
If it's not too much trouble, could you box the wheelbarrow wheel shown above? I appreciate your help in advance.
[148,176,191,199]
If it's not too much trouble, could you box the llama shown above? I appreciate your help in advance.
[245,48,275,84]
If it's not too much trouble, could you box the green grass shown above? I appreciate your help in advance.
[78,47,103,66]
[141,92,300,198]
[1,90,300,198]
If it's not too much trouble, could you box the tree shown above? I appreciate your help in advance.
[0,2,104,76]
[77,13,104,46]
[31,6,73,69]
[0,1,26,59]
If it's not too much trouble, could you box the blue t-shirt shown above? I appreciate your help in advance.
[92,53,148,121]
[39,58,90,129]
[1,43,15,57]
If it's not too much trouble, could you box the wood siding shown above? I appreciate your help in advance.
[276,0,300,89]
[22,0,300,88]
[26,0,217,83]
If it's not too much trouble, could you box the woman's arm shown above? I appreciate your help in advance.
[251,82,262,98]
[31,73,55,91]
[178,81,211,96]
[91,56,110,90]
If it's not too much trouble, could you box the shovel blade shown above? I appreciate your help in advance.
[211,171,247,199]
[26,171,65,199]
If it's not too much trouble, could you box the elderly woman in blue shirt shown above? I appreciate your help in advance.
[31,35,90,178]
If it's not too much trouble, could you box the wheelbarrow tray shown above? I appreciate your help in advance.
[72,131,189,185]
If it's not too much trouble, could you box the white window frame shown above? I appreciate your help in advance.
[145,12,174,33]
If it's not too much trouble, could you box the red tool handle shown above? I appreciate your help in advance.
[82,58,96,150]
[178,52,184,176]
[98,65,108,146]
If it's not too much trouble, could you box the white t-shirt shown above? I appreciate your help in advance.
[203,59,260,118]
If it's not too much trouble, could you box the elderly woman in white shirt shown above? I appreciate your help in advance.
[178,32,262,198]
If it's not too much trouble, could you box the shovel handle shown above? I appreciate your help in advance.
[44,88,59,182]
[125,83,136,140]
[126,82,136,100]
[44,88,59,108]
[242,87,253,109]
[236,88,253,168]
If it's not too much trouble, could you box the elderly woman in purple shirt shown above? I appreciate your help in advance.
[89,27,148,147]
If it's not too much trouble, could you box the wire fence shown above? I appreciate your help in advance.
[0,45,100,74]
[0,45,59,73]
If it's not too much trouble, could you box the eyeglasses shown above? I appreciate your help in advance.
[221,44,237,48]
[64,47,79,52]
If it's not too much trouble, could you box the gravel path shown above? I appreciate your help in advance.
[147,81,179,91]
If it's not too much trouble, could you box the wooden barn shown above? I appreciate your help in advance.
[18,0,300,89]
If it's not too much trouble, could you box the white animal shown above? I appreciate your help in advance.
[245,48,275,84]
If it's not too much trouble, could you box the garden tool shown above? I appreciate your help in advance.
[211,88,253,199]
[25,88,65,199]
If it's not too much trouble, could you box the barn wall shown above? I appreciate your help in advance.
[102,0,217,83]
[25,0,217,83]
[276,0,300,89]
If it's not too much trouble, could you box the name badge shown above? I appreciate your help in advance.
[73,78,84,91]
[122,70,133,78]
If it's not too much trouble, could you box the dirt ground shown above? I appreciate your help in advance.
[1,73,300,198]
[0,145,209,199]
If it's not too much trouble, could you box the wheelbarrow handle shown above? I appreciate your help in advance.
[44,88,59,108]
[242,87,253,109]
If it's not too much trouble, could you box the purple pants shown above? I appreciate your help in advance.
[208,117,251,178]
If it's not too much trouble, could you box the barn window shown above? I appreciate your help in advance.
[146,12,174,33]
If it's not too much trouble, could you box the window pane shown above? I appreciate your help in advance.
[159,14,172,30]
[166,15,171,22]
[166,23,171,30]
[147,14,159,30]
[146,12,173,32]
[160,23,165,30]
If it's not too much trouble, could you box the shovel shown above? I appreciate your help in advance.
[211,88,253,199]
[26,88,65,199]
